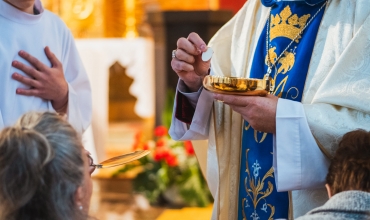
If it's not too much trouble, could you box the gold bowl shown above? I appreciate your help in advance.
[203,75,270,96]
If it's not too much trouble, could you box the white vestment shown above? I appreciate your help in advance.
[170,0,370,219]
[0,0,91,133]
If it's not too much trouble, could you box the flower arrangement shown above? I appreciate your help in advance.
[114,125,213,207]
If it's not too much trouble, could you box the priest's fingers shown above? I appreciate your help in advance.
[213,94,278,108]
[187,32,207,53]
[12,73,42,89]
[177,37,200,56]
[171,59,195,73]
[213,93,252,106]
[12,61,41,79]
[174,49,195,64]
[15,88,41,97]
[44,46,61,68]
[214,94,278,133]
[18,50,46,71]
[228,104,276,133]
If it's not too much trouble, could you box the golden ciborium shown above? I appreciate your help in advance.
[203,75,270,96]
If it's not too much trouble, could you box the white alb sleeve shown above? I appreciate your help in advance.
[169,80,214,141]
[61,31,92,134]
[273,98,330,192]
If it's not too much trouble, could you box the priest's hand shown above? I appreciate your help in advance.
[171,32,211,92]
[11,46,69,114]
[213,93,278,134]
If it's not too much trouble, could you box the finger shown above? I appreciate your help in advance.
[175,49,195,64]
[187,32,207,52]
[213,93,252,106]
[16,88,41,97]
[177,37,200,56]
[18,50,46,71]
[12,61,41,79]
[44,46,61,68]
[12,73,42,88]
[171,59,195,73]
[229,105,248,115]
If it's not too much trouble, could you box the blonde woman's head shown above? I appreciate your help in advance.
[0,112,93,220]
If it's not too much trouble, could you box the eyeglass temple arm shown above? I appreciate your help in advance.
[91,163,103,169]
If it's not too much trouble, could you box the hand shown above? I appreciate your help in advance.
[12,46,69,113]
[213,94,278,134]
[171,32,211,92]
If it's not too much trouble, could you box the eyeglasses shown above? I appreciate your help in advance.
[87,154,96,175]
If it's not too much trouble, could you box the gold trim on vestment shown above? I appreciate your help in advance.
[241,149,275,219]
[211,103,221,217]
[313,136,333,160]
[288,191,294,220]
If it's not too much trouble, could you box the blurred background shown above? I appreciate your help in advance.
[41,0,245,219]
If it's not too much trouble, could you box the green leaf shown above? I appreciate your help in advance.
[178,165,213,207]
[162,89,176,128]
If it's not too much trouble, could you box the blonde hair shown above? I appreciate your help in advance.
[0,112,86,220]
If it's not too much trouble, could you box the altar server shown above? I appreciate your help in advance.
[0,0,91,133]
[170,0,370,219]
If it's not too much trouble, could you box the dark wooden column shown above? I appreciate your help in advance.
[148,10,233,125]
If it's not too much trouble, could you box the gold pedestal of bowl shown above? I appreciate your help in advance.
[203,75,270,96]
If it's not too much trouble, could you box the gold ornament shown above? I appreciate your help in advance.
[270,5,310,42]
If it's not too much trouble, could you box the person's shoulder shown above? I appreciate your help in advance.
[295,214,338,220]
[42,9,70,31]
[42,9,74,40]
[295,204,344,220]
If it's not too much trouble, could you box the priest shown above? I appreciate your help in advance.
[169,0,370,219]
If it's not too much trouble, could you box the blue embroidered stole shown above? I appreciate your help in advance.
[238,2,326,219]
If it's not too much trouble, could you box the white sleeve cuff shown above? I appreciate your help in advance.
[274,98,330,192]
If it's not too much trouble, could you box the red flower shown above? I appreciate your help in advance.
[153,147,170,162]
[154,126,168,137]
[156,139,166,148]
[165,153,178,167]
[184,141,195,155]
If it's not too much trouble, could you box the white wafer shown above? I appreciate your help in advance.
[202,47,214,62]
